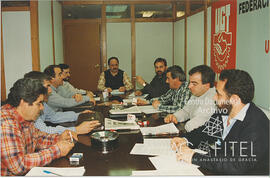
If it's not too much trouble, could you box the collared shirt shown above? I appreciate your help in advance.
[97,70,133,91]
[141,73,170,100]
[222,103,250,140]
[174,87,217,132]
[1,104,61,176]
[150,81,192,113]
[34,103,79,134]
[47,85,90,112]
[57,81,86,98]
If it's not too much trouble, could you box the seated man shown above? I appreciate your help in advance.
[1,78,76,176]
[44,65,94,112]
[165,65,216,132]
[57,64,95,103]
[137,65,191,114]
[24,71,100,134]
[97,56,133,92]
[135,57,169,100]
[171,69,269,175]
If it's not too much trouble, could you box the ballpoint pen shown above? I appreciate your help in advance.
[173,142,179,153]
[69,131,73,143]
[43,170,63,176]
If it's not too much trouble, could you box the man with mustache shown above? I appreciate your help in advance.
[171,69,269,175]
[97,57,133,92]
[57,64,95,104]
[135,58,170,100]
[1,78,76,176]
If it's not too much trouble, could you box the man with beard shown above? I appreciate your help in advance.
[1,78,76,176]
[57,64,95,103]
[171,69,269,175]
[164,65,216,132]
[137,65,191,114]
[24,71,100,134]
[135,58,170,100]
[97,57,133,92]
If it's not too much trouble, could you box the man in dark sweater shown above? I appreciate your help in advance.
[97,57,133,92]
[135,58,170,100]
[171,69,269,175]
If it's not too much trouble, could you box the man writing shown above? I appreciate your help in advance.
[1,78,76,176]
[171,69,269,174]
[97,57,133,92]
[135,58,169,100]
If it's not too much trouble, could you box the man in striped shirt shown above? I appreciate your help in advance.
[1,78,76,176]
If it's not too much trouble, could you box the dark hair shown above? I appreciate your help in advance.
[58,63,70,70]
[167,65,186,82]
[108,57,119,65]
[6,78,47,107]
[154,58,167,66]
[44,65,59,78]
[189,65,215,87]
[24,71,51,81]
[219,69,254,104]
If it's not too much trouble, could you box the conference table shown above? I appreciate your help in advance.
[47,92,208,176]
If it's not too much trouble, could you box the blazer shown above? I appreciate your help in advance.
[182,102,269,175]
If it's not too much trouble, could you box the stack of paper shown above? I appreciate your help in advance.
[139,123,179,136]
[104,118,140,130]
[111,89,124,95]
[137,105,162,114]
[26,166,85,176]
[109,106,141,114]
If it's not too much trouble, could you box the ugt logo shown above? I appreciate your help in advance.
[213,4,232,71]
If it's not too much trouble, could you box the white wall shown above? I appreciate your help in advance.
[174,20,185,69]
[107,23,132,78]
[187,11,204,72]
[53,1,64,65]
[2,12,33,94]
[236,0,270,110]
[136,22,173,89]
[39,1,53,71]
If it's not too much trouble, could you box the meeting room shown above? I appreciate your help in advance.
[1,0,270,177]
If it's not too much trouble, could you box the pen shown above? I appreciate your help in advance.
[69,131,73,143]
[173,142,179,153]
[43,170,63,176]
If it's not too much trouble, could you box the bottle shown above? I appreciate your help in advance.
[102,89,109,102]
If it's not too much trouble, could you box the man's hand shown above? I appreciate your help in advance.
[119,87,126,92]
[87,94,96,106]
[106,88,112,93]
[59,130,78,142]
[136,98,148,106]
[171,137,187,152]
[152,100,160,109]
[176,145,195,164]
[56,140,74,157]
[75,120,100,135]
[72,94,83,102]
[86,91,94,97]
[136,76,146,86]
[164,114,178,124]
[80,110,94,114]
[135,90,142,96]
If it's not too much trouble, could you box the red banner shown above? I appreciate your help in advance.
[211,0,237,74]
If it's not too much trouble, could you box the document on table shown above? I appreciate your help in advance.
[137,105,162,114]
[104,118,140,130]
[132,169,204,176]
[94,97,100,101]
[139,123,179,135]
[25,166,85,176]
[130,138,175,156]
[109,106,141,114]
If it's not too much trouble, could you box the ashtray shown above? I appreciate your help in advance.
[90,131,119,154]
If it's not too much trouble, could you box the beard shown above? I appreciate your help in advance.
[156,71,163,76]
[216,101,232,115]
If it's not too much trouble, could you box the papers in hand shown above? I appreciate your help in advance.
[139,123,179,136]
[111,89,124,95]
[25,166,85,176]
[104,118,140,130]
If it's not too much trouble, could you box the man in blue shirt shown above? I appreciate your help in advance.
[24,71,100,134]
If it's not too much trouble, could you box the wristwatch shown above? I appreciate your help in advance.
[143,82,146,87]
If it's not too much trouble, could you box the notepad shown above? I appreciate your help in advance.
[25,166,85,176]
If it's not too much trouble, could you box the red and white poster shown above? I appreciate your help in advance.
[211,0,237,74]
